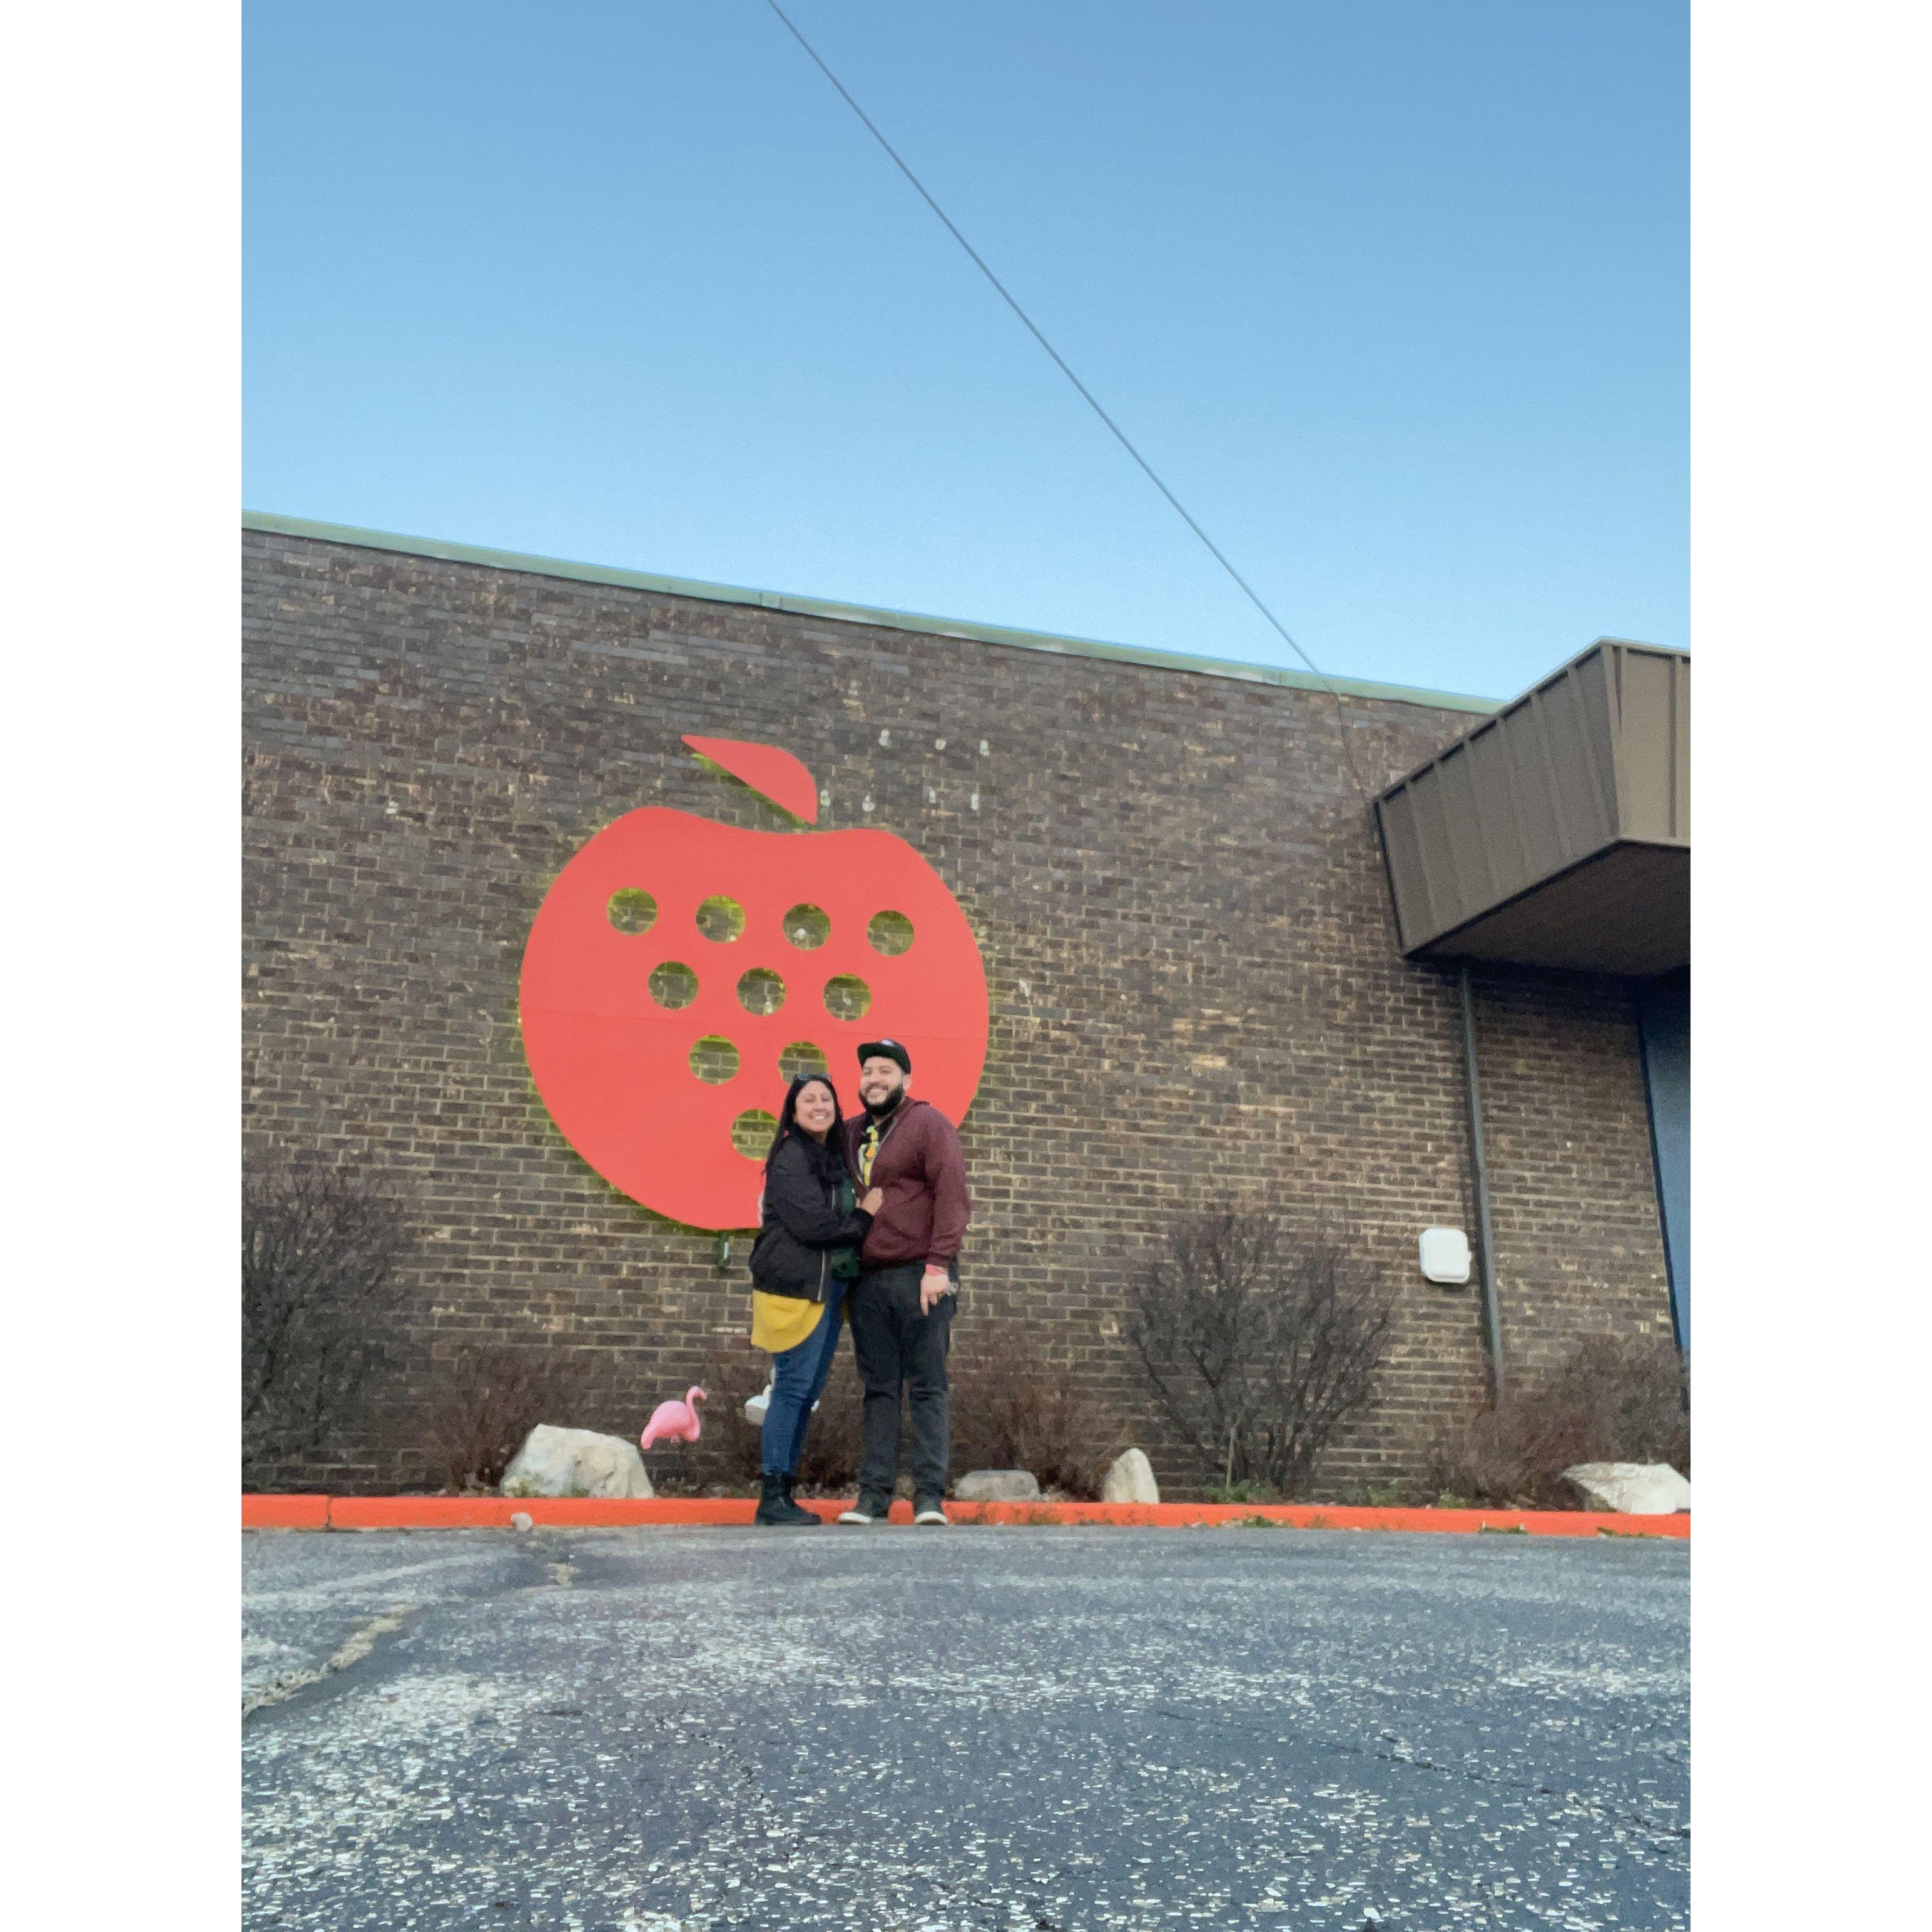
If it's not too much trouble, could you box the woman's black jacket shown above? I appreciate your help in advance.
[748,1132,873,1303]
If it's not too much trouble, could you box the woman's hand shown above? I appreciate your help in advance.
[860,1187,883,1214]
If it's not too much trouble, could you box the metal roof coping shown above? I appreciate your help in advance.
[242,511,1503,716]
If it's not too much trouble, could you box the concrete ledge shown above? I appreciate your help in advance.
[243,1495,1687,1538]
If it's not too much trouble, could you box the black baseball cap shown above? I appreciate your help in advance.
[857,1038,912,1074]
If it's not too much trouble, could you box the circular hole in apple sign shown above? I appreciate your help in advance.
[783,903,831,950]
[688,1035,740,1084]
[730,1109,778,1160]
[779,1040,828,1082]
[822,974,872,1022]
[695,895,745,943]
[736,967,786,1017]
[648,961,699,1010]
[606,888,658,935]
[867,910,915,956]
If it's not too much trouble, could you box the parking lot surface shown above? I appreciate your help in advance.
[243,1525,1687,1930]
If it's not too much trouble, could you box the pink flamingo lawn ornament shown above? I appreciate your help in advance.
[639,1386,708,1452]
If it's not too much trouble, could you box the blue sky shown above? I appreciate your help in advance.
[244,0,1686,701]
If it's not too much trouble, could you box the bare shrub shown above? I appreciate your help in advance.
[1125,1206,1395,1498]
[703,1340,770,1487]
[422,1344,596,1493]
[948,1348,1130,1499]
[242,1156,412,1483]
[1429,1333,1689,1508]
[703,1333,862,1493]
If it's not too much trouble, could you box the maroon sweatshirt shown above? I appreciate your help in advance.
[843,1097,971,1272]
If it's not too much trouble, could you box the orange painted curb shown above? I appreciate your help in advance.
[242,1494,330,1529]
[942,1500,1687,1537]
[325,1495,764,1529]
[245,1495,1687,1538]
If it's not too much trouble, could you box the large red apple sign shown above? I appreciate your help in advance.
[519,735,990,1231]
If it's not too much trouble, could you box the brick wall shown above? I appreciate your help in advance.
[242,527,1672,1494]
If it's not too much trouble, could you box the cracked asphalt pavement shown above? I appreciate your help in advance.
[242,1526,1687,1930]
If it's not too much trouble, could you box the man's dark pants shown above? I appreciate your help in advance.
[848,1263,953,1509]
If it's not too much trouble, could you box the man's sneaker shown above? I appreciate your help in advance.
[836,1501,890,1525]
[913,1500,950,1527]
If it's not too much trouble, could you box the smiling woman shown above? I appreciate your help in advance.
[743,1070,879,1524]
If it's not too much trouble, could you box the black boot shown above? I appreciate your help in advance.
[755,1472,818,1527]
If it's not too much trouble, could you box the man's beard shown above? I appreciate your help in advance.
[862,1084,905,1119]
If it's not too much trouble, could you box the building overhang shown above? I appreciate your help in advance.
[1375,640,1689,977]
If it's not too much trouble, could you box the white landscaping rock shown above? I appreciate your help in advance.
[1562,1462,1689,1515]
[954,1469,1040,1502]
[1101,1448,1161,1505]
[502,1425,655,1500]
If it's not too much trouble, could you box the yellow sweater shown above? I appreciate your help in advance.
[750,1291,828,1355]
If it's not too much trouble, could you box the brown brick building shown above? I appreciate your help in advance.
[242,513,1684,1495]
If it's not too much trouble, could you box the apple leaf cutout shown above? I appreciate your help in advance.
[682,735,819,824]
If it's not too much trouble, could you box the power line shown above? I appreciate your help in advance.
[765,0,1374,801]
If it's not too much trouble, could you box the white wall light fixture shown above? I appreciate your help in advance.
[1419,1227,1472,1286]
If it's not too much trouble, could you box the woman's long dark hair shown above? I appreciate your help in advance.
[765,1074,850,1181]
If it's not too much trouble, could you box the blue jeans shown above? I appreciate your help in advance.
[761,1279,847,1477]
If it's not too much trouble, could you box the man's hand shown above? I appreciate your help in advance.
[860,1187,883,1214]
[920,1265,953,1315]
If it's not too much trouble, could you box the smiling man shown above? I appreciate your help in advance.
[839,1038,972,1526]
